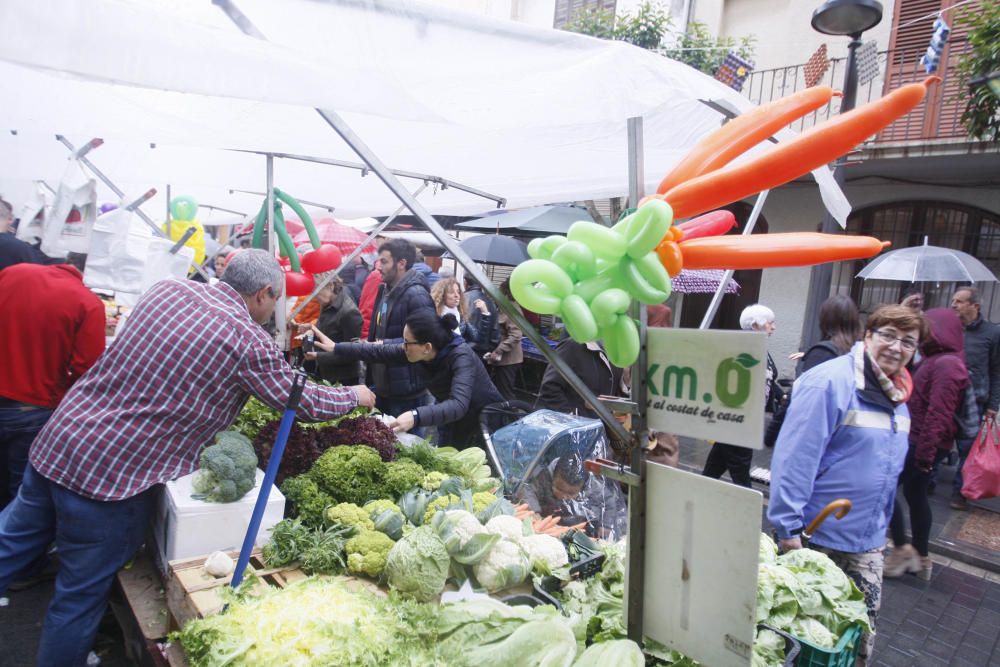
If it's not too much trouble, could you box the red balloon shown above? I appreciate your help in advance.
[301,244,343,273]
[285,270,315,297]
[278,254,291,267]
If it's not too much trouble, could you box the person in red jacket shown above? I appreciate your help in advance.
[885,307,969,581]
[0,262,106,508]
[358,265,383,340]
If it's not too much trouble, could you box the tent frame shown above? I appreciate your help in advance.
[216,0,647,641]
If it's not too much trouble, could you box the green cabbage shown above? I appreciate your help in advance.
[751,628,786,667]
[385,526,451,601]
[571,639,644,666]
[464,617,577,667]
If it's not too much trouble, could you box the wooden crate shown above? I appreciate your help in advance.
[165,549,306,628]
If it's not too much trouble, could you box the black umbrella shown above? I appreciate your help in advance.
[453,234,530,267]
[455,205,593,237]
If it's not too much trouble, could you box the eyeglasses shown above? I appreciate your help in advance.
[403,339,423,347]
[873,329,918,351]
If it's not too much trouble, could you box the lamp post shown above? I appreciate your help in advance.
[799,0,883,350]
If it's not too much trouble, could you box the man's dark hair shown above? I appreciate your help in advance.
[958,286,981,306]
[553,455,587,488]
[64,252,88,273]
[381,238,416,271]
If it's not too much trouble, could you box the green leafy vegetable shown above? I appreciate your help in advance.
[308,445,387,506]
[190,431,258,503]
[385,526,451,602]
[345,530,395,578]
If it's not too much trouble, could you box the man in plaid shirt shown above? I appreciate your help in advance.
[0,250,374,665]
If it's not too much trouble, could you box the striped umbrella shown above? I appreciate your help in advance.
[293,218,377,254]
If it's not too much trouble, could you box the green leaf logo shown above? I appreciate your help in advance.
[735,353,760,369]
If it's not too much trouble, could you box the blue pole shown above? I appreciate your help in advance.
[231,371,307,590]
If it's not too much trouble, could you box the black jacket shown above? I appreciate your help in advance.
[367,269,435,398]
[315,289,363,385]
[963,315,1000,412]
[536,339,624,418]
[463,287,499,354]
[335,336,503,446]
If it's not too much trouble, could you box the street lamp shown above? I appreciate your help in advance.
[800,0,883,350]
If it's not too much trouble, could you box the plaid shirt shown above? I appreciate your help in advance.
[30,279,358,501]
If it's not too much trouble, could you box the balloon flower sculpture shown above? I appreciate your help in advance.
[249,188,343,296]
[163,195,207,266]
[510,77,940,368]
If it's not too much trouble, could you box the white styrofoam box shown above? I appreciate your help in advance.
[153,468,284,568]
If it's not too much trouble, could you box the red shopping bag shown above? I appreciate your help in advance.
[962,417,1000,501]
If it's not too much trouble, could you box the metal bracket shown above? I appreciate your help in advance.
[584,457,642,487]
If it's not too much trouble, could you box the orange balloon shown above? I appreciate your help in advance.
[656,240,684,277]
[663,78,940,220]
[680,233,888,270]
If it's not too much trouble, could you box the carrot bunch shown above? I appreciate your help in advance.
[513,504,586,537]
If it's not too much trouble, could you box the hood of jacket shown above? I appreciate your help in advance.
[921,307,964,357]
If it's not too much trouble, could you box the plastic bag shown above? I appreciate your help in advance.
[962,417,1000,501]
[40,158,96,257]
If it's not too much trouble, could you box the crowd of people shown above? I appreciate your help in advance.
[3,192,998,665]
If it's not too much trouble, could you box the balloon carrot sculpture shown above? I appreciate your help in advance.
[250,188,343,296]
[510,77,940,368]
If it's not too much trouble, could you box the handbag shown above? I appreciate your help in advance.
[962,417,1000,501]
[954,386,981,441]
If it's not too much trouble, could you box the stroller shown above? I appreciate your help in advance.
[480,406,628,541]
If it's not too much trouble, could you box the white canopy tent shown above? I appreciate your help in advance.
[0,0,849,222]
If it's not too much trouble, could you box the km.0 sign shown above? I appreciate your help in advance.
[645,328,767,448]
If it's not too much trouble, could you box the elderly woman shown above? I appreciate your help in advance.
[768,304,927,664]
[701,304,780,487]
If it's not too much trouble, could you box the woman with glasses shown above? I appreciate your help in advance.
[307,309,502,448]
[768,304,927,665]
[884,308,968,581]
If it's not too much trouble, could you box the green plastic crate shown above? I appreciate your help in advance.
[793,624,863,667]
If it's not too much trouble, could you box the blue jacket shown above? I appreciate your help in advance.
[767,343,910,553]
[368,269,435,398]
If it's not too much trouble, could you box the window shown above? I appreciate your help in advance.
[554,0,617,28]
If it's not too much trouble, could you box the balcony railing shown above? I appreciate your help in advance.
[739,47,973,144]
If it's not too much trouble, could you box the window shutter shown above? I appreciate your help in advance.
[554,0,618,28]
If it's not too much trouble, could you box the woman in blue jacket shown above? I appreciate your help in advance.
[308,310,503,449]
[767,304,927,664]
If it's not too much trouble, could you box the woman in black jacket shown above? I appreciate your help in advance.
[308,310,503,448]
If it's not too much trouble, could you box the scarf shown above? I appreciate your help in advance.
[854,343,912,405]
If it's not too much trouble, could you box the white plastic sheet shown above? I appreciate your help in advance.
[0,0,849,223]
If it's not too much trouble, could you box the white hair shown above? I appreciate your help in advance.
[222,249,284,297]
[739,304,775,331]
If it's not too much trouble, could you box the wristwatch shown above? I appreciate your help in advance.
[410,409,420,426]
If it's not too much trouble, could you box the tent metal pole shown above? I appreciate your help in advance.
[697,190,769,330]
[214,0,629,442]
[288,183,427,322]
[229,188,336,213]
[625,116,647,643]
[267,153,288,349]
[54,134,212,282]
[233,149,506,208]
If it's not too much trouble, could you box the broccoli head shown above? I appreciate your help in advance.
[423,494,462,525]
[190,431,258,503]
[308,445,387,506]
[280,475,334,528]
[363,499,402,519]
[472,491,500,516]
[421,471,450,491]
[325,502,375,531]
[345,530,395,579]
[383,459,426,498]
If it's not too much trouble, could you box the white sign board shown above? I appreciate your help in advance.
[645,328,767,448]
[634,463,762,667]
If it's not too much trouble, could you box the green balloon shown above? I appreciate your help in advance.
[626,199,673,259]
[561,294,599,342]
[509,259,573,315]
[566,221,627,262]
[590,288,631,329]
[170,195,198,222]
[619,253,671,305]
[551,240,597,282]
[605,316,640,368]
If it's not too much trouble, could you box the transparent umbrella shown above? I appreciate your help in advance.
[856,239,997,283]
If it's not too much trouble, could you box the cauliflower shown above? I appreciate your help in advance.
[280,475,334,528]
[521,533,569,574]
[384,459,426,497]
[433,510,499,565]
[190,431,258,503]
[345,530,395,579]
[485,515,528,542]
[421,471,450,491]
[325,502,375,531]
[423,494,462,525]
[473,538,531,592]
[472,491,499,515]
[308,445,387,505]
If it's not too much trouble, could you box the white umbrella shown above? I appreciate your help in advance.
[856,239,997,283]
